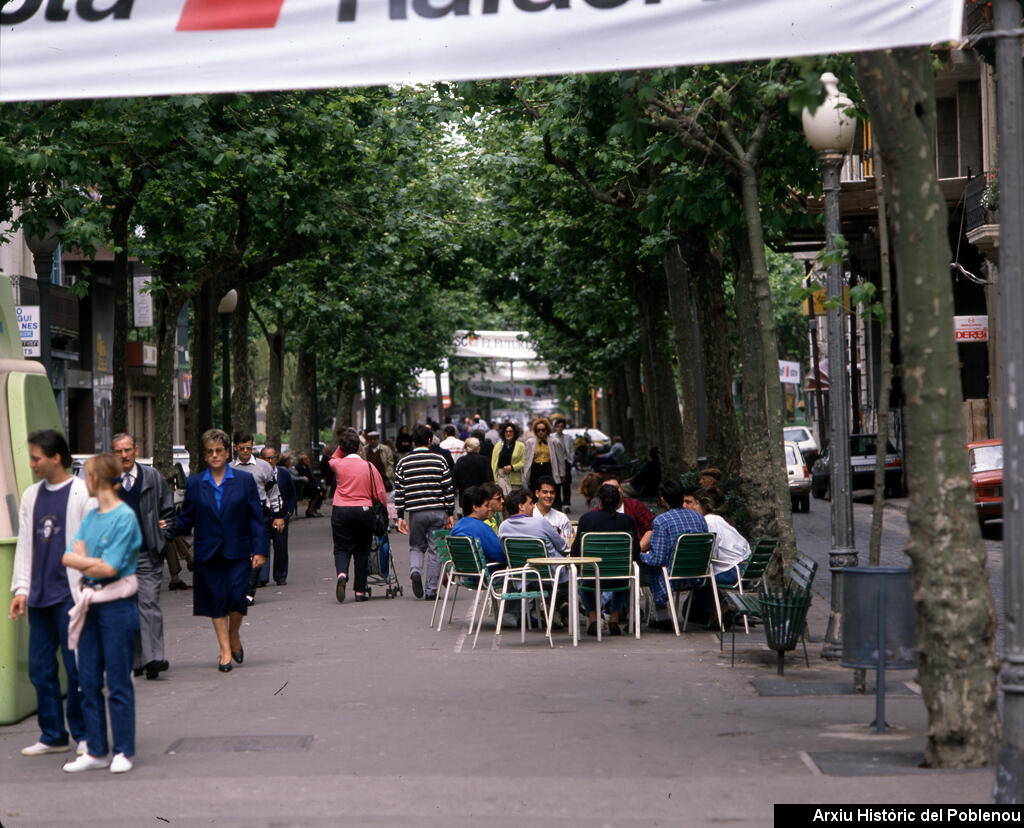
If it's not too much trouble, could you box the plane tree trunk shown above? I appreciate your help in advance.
[856,46,999,768]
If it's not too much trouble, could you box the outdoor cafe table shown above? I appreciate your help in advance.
[526,556,602,647]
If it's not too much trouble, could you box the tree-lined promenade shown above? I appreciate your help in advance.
[0,49,1002,768]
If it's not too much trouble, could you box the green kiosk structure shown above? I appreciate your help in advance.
[0,276,64,724]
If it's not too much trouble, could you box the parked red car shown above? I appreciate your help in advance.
[968,439,1003,525]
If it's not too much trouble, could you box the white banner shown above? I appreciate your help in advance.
[467,379,556,399]
[0,1,963,102]
[16,305,40,357]
[453,330,537,361]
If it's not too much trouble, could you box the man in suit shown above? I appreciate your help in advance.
[260,447,296,586]
[111,433,175,681]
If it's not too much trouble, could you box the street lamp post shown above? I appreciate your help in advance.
[802,73,858,660]
[993,0,1024,803]
[217,289,237,433]
[25,218,60,381]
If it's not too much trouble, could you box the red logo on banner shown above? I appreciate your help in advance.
[177,0,286,31]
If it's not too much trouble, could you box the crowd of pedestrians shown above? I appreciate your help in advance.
[8,414,750,775]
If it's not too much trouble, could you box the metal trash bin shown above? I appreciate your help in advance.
[840,566,916,732]
[761,585,812,675]
[0,536,38,725]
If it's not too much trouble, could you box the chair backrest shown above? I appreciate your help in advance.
[433,529,452,564]
[579,532,634,579]
[500,536,547,570]
[445,534,485,576]
[742,537,778,583]
[787,552,818,593]
[668,532,716,579]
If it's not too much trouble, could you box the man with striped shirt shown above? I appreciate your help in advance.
[395,424,455,601]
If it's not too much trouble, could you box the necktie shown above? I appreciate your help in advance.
[123,473,132,492]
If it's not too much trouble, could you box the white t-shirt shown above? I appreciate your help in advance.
[533,505,573,544]
[440,436,466,461]
[704,514,751,575]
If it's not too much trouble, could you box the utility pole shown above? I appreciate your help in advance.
[993,0,1024,804]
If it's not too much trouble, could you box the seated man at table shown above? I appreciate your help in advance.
[498,488,567,558]
[498,488,568,628]
[597,476,654,552]
[449,486,505,572]
[638,479,708,631]
[532,476,573,546]
[571,483,639,636]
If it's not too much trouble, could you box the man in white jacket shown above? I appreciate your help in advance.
[8,430,95,757]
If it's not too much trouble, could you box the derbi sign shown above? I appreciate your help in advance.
[0,0,963,102]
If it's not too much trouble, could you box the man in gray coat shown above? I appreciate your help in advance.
[112,433,175,681]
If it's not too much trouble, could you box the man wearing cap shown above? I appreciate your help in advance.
[360,431,395,491]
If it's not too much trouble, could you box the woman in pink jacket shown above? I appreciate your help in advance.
[329,428,386,604]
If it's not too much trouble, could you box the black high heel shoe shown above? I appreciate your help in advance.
[218,660,232,673]
[232,645,244,664]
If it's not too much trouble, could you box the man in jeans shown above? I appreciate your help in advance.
[9,430,94,757]
[395,424,454,601]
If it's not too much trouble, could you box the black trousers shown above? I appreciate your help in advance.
[331,506,373,593]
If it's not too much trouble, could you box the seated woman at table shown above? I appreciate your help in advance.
[570,484,638,637]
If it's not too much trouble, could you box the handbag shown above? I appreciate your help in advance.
[366,461,389,536]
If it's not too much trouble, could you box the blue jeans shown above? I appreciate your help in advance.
[77,597,138,758]
[580,588,626,615]
[28,600,85,747]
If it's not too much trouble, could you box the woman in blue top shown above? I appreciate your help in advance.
[175,428,267,673]
[60,453,142,774]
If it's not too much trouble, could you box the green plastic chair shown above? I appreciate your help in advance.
[472,536,553,649]
[429,529,452,628]
[438,535,489,634]
[578,532,640,640]
[717,537,777,635]
[662,532,718,635]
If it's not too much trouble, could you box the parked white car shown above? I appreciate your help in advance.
[785,441,811,513]
[783,426,819,465]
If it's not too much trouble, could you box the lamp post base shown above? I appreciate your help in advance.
[822,545,858,661]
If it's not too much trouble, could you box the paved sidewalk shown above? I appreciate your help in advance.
[0,509,994,826]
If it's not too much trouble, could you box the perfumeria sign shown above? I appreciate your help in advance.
[0,0,963,102]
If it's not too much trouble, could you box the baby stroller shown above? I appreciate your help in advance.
[367,531,403,598]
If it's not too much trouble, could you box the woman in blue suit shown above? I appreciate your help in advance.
[175,428,266,672]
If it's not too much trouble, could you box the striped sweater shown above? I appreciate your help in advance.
[394,448,455,517]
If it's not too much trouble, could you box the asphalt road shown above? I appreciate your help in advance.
[792,492,1006,654]
[0,492,996,826]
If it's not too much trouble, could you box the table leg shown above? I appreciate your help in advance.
[570,565,579,647]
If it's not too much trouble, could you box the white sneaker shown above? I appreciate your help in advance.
[62,754,110,773]
[76,741,88,756]
[109,753,133,774]
[20,740,71,756]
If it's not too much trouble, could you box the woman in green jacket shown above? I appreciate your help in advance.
[491,423,525,493]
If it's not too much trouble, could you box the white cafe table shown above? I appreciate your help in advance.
[526,556,602,647]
